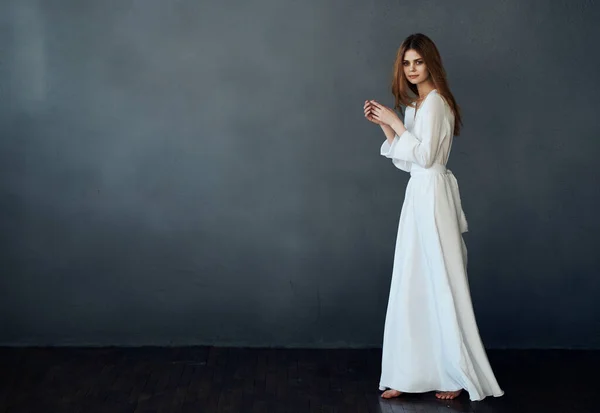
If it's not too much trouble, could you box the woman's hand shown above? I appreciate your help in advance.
[364,100,384,125]
[369,101,403,128]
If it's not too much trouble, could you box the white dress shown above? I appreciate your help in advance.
[378,89,504,401]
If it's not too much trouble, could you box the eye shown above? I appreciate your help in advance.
[402,61,409,66]
[416,61,423,65]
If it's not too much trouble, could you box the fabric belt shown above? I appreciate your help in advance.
[410,163,448,176]
[410,164,469,233]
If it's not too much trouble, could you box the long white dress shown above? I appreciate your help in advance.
[378,89,504,401]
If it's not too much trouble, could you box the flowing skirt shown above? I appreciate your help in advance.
[378,165,504,401]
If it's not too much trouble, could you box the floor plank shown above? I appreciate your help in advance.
[0,347,596,413]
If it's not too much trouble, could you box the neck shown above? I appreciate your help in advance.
[417,81,436,98]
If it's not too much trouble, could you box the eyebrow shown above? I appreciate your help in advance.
[403,58,424,62]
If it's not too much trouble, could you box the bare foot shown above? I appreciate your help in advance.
[381,389,403,399]
[435,389,462,400]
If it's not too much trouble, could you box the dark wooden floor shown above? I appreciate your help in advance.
[0,347,596,413]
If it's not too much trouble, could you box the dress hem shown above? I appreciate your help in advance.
[378,384,505,402]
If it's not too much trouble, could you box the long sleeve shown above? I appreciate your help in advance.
[382,95,449,169]
[380,138,412,172]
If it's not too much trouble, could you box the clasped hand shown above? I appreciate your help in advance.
[363,100,402,128]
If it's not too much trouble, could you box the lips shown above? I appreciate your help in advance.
[408,75,418,78]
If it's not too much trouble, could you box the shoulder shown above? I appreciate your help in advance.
[423,90,450,114]
[426,90,446,107]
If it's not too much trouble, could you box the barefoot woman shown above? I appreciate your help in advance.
[364,33,504,401]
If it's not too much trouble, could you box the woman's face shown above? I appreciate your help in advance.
[403,49,429,85]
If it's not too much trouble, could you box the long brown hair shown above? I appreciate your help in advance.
[391,33,463,136]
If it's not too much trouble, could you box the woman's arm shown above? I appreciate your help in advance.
[368,101,407,144]
[374,96,447,169]
[379,124,412,173]
[386,120,407,144]
[380,123,397,143]
[368,101,411,172]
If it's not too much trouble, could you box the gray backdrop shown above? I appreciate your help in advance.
[1,0,598,348]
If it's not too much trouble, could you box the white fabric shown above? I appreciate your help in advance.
[378,90,504,401]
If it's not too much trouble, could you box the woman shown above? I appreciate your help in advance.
[363,33,504,401]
